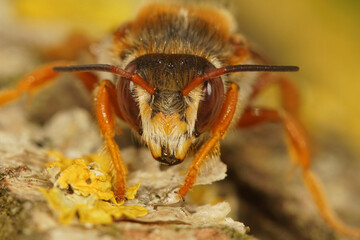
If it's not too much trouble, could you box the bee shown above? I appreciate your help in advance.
[0,1,359,238]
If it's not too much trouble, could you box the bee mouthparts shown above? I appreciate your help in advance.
[155,154,183,166]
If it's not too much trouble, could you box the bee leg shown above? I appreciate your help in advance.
[238,74,360,238]
[95,80,127,201]
[178,83,238,198]
[0,62,98,107]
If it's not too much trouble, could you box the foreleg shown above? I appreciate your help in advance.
[178,83,239,198]
[95,80,127,201]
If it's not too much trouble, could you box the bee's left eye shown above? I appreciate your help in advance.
[116,64,142,131]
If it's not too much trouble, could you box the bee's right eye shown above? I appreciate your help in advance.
[116,64,142,131]
[195,74,225,134]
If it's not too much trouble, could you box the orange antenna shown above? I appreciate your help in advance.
[54,64,156,95]
[182,64,299,96]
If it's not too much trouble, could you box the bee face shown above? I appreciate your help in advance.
[116,53,225,165]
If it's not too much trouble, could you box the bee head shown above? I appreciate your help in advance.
[118,54,225,165]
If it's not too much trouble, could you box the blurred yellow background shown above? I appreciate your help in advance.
[13,0,134,38]
[5,0,360,156]
[234,1,360,157]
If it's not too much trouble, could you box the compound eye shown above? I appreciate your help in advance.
[195,71,225,134]
[116,63,142,131]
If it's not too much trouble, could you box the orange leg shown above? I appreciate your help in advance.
[178,83,239,198]
[0,62,98,107]
[238,74,360,238]
[95,80,127,201]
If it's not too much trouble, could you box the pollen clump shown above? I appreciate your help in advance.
[40,151,148,225]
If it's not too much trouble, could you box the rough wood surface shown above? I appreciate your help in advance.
[1,1,360,239]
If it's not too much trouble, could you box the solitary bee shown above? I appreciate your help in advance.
[0,1,359,238]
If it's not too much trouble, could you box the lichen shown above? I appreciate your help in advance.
[41,151,148,225]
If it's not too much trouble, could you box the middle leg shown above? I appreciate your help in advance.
[0,62,99,107]
[238,73,360,238]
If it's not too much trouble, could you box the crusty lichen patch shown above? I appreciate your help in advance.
[41,151,148,225]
